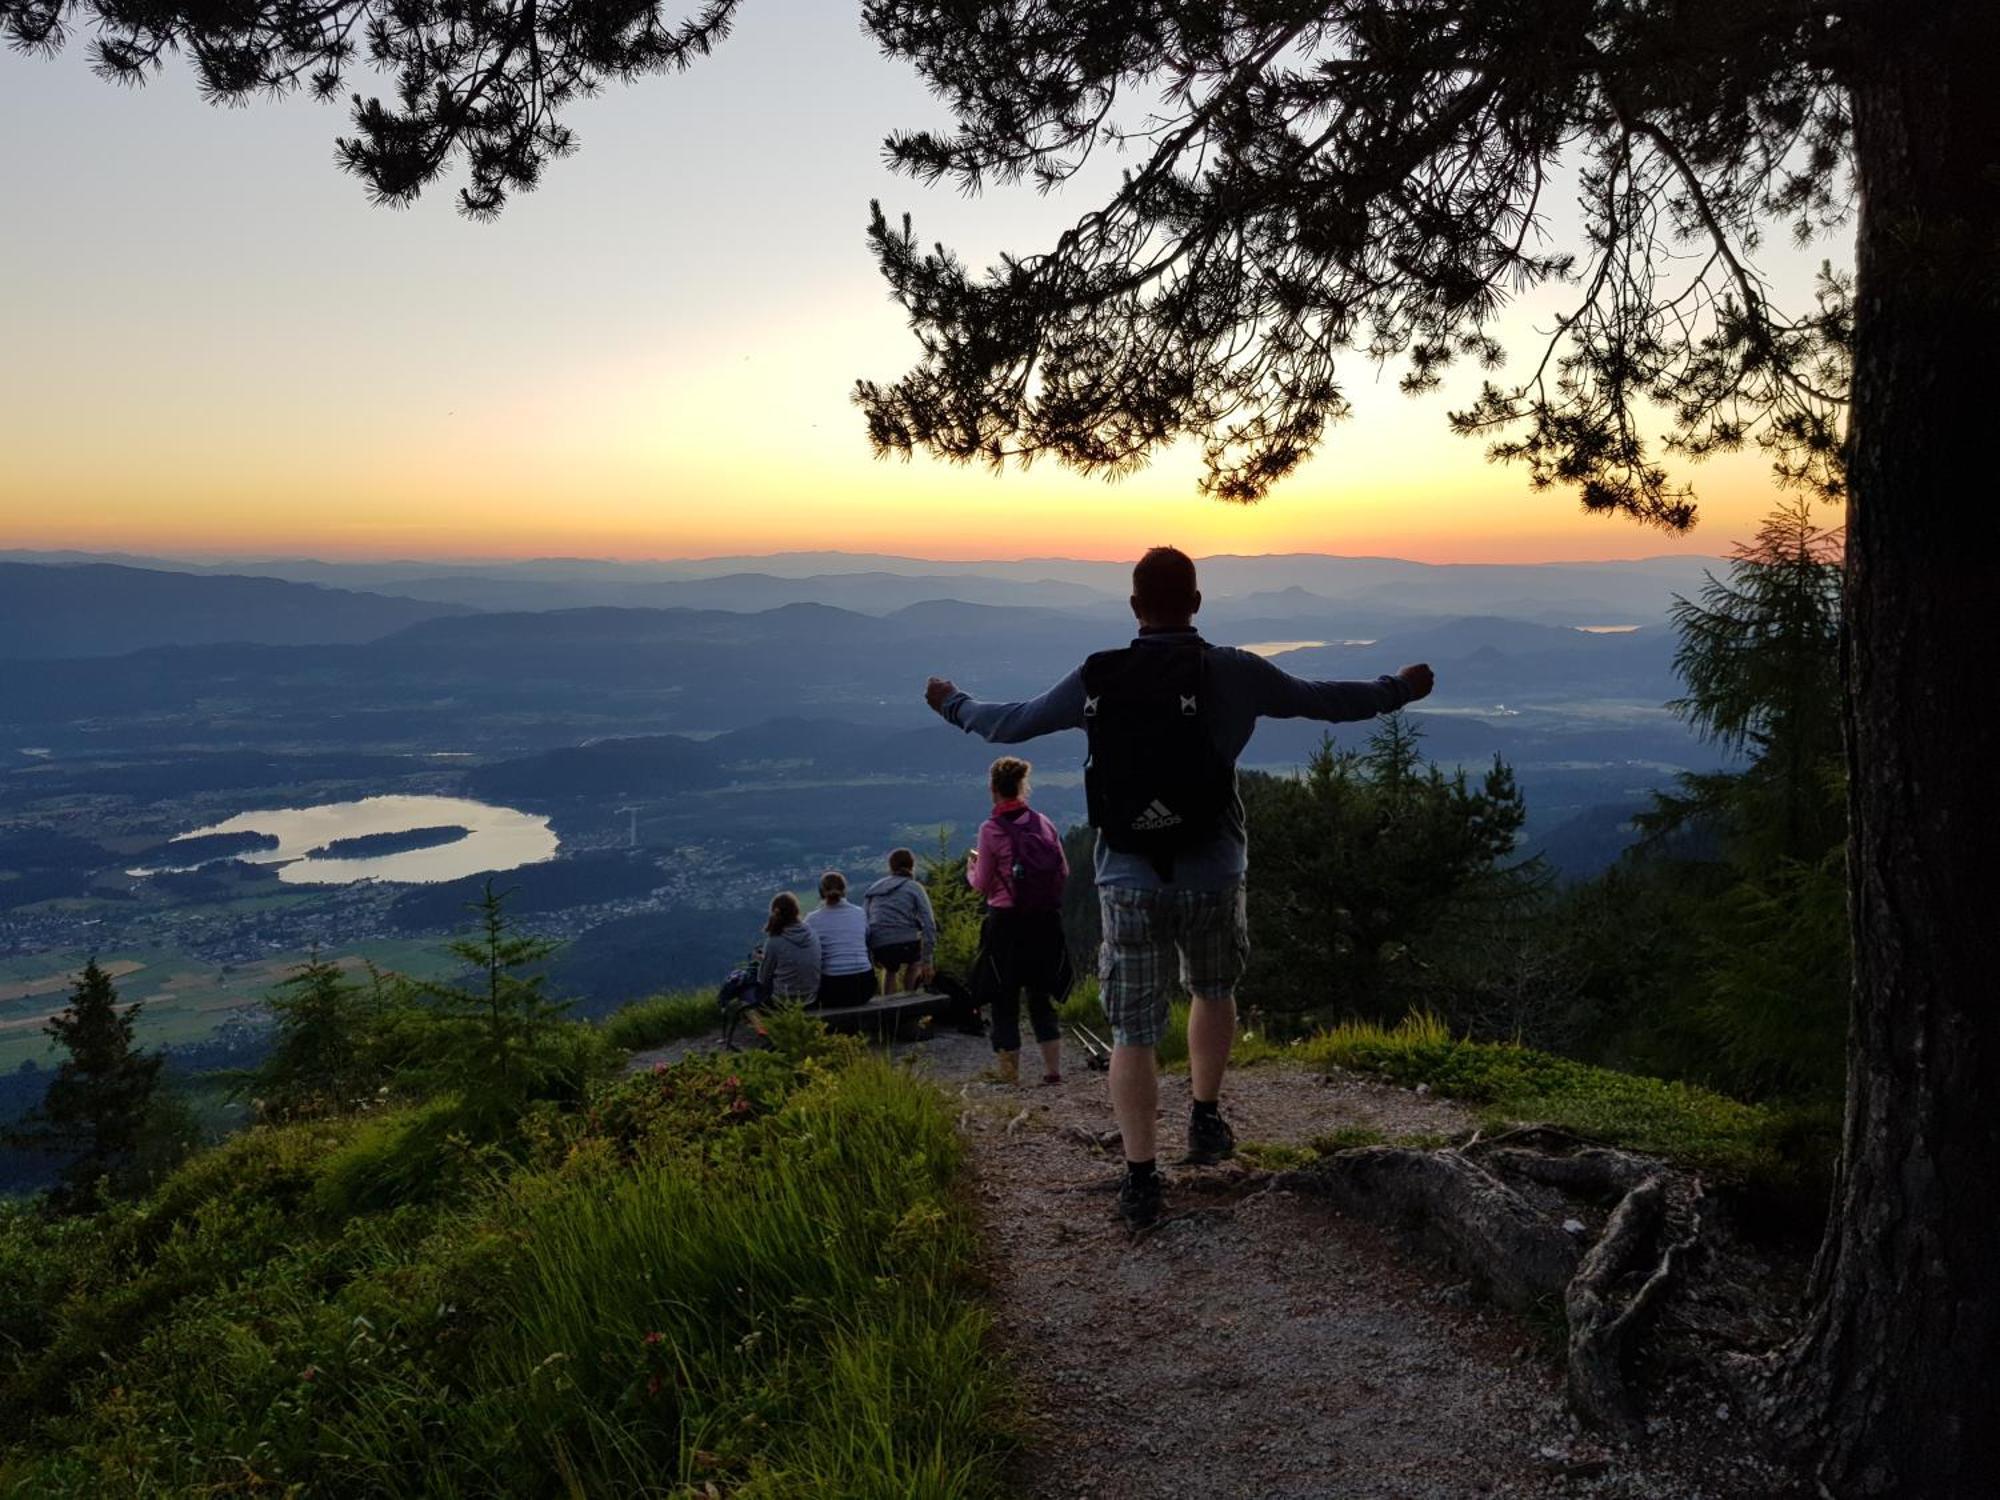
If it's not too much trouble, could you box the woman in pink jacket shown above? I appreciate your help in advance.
[969,755,1073,1084]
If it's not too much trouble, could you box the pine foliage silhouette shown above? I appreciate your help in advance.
[405,880,572,1118]
[852,2,1852,515]
[1645,497,1844,867]
[3,959,162,1205]
[1243,717,1535,1018]
[1637,498,1847,1097]
[239,951,389,1120]
[0,0,742,218]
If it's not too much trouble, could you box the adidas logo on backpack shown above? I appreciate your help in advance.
[1130,799,1183,832]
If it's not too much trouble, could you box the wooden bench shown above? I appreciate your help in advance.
[813,989,973,1038]
[728,988,978,1047]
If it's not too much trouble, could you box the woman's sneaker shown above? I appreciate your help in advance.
[1117,1168,1162,1229]
[1185,1106,1236,1165]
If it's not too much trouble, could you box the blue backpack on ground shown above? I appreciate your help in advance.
[717,960,766,1049]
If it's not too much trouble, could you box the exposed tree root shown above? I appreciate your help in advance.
[1480,1146,1655,1199]
[1565,1173,1703,1437]
[1282,1135,1705,1437]
[1279,1145,1581,1309]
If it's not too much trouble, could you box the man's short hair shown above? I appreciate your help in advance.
[888,847,916,874]
[1133,546,1198,618]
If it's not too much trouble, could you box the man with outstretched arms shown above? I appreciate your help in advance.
[925,547,1435,1228]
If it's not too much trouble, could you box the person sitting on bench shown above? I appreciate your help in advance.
[865,847,938,995]
[807,870,878,1009]
[755,891,821,1005]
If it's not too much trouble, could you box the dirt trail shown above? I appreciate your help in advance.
[628,1027,1795,1498]
[908,1031,1797,1500]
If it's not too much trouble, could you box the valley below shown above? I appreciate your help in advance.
[0,549,1736,1188]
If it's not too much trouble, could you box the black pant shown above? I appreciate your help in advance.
[871,940,923,971]
[814,968,878,1010]
[975,908,1070,1052]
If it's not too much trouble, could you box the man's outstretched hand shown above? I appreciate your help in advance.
[1397,663,1436,702]
[925,676,958,713]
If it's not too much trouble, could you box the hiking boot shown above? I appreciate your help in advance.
[1117,1168,1162,1229]
[1184,1106,1236,1165]
[986,1050,1020,1085]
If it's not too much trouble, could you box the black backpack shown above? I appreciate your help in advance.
[1082,638,1234,878]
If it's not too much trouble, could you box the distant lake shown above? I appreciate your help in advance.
[1574,625,1643,634]
[1239,639,1378,658]
[136,795,558,886]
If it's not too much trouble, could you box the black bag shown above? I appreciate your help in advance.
[928,970,987,1035]
[1082,638,1234,878]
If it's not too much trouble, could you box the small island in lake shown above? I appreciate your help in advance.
[144,830,281,866]
[305,825,472,860]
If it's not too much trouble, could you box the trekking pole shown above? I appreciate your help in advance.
[1069,1023,1111,1071]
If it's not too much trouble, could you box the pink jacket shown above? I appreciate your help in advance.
[968,800,1068,909]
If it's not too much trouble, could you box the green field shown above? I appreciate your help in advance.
[0,940,462,1070]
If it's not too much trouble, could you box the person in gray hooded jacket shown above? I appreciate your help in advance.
[864,849,938,994]
[755,892,822,1002]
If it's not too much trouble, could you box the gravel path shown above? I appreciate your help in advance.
[629,1026,1801,1498]
[908,1031,1801,1500]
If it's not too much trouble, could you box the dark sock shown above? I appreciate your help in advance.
[1191,1098,1220,1120]
[1125,1159,1157,1184]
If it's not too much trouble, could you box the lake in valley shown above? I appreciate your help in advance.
[136,795,559,885]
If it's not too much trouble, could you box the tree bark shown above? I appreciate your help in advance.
[1292,1144,1581,1308]
[1770,4,2000,1493]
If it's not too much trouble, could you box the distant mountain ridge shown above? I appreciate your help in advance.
[0,562,470,660]
[2,548,1723,626]
[1,589,1691,746]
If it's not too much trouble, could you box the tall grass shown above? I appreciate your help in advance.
[600,990,718,1052]
[0,1047,1015,1498]
[469,1059,1006,1496]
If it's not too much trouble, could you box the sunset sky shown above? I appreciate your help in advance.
[0,2,1850,565]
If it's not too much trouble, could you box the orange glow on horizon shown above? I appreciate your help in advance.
[4,453,1799,567]
[1,218,1820,568]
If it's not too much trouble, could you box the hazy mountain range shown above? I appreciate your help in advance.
[0,549,1726,659]
[0,550,1730,901]
[0,562,472,658]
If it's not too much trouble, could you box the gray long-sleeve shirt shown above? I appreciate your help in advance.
[936,627,1412,891]
[757,921,821,998]
[863,874,938,957]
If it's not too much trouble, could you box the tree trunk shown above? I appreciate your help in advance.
[1770,5,2000,1493]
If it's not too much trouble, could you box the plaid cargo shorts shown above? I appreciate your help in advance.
[1096,883,1250,1047]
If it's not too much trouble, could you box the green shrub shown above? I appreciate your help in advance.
[307,1097,490,1219]
[600,991,717,1051]
[923,830,985,983]
[237,954,393,1120]
[0,1112,404,1433]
